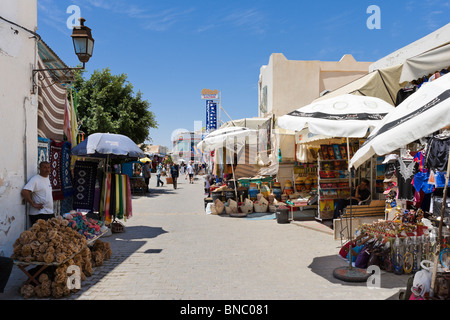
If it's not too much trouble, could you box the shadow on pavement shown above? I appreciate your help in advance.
[308,254,410,291]
[0,226,169,300]
[132,188,177,199]
[112,225,168,241]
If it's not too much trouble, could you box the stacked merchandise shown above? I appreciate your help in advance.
[63,211,107,243]
[339,130,450,299]
[11,216,113,299]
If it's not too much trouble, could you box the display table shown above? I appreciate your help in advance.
[13,247,85,286]
[285,200,317,221]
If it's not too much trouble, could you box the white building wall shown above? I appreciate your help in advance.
[0,0,38,257]
[370,23,450,71]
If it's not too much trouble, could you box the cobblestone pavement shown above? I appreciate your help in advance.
[1,176,409,301]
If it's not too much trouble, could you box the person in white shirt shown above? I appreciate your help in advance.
[186,161,195,184]
[21,161,54,225]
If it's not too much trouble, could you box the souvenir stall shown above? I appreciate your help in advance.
[11,215,112,299]
[347,72,450,297]
[71,133,144,231]
[121,160,147,195]
[199,127,280,218]
[277,94,395,224]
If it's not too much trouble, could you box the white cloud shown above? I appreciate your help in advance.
[197,8,267,35]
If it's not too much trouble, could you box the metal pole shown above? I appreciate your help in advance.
[347,137,353,269]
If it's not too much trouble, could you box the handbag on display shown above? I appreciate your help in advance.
[432,196,450,217]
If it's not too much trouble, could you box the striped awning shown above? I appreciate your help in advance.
[37,57,67,141]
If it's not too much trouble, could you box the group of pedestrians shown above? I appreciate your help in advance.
[143,160,196,191]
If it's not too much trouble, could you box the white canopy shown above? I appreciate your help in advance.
[196,127,258,153]
[220,117,271,130]
[276,94,395,138]
[400,42,450,84]
[350,72,450,169]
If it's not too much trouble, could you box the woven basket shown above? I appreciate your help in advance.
[225,199,238,214]
[239,198,253,214]
[111,221,125,233]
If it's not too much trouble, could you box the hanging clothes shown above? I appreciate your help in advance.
[395,86,417,106]
[425,134,450,172]
[395,158,418,201]
[412,151,434,194]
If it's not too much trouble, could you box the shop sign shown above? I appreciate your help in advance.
[201,88,219,100]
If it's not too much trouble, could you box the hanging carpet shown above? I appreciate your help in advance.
[73,160,98,211]
[49,140,65,200]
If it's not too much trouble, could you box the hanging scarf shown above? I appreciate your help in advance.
[126,175,133,219]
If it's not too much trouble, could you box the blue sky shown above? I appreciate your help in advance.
[37,0,450,148]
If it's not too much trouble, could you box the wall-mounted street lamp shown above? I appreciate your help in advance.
[32,18,94,92]
[71,17,95,67]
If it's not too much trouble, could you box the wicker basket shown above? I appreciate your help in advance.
[111,221,125,233]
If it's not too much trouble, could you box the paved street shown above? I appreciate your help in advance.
[1,175,410,301]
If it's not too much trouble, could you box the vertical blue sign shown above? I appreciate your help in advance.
[206,100,217,132]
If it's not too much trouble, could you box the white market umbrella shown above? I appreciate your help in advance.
[277,94,395,138]
[197,127,258,201]
[350,72,450,170]
[71,133,145,158]
[278,94,394,282]
[197,127,258,153]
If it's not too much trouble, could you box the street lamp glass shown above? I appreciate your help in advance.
[71,18,94,64]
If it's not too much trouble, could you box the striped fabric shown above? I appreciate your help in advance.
[234,145,259,179]
[37,57,67,141]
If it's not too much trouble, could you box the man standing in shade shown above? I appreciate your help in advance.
[21,161,54,225]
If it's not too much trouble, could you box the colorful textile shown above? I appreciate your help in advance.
[115,174,120,217]
[49,140,65,200]
[105,173,112,223]
[110,173,116,219]
[73,161,98,210]
[37,136,50,166]
[126,175,132,218]
[63,95,71,144]
[37,57,66,141]
[61,141,73,197]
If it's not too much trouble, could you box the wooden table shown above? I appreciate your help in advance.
[14,248,84,285]
[285,201,317,221]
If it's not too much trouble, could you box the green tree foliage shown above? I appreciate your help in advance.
[73,68,158,144]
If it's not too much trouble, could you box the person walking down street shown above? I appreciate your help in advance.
[143,161,152,193]
[21,161,54,226]
[186,161,195,184]
[170,163,180,189]
[156,162,164,187]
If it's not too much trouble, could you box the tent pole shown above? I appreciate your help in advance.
[347,137,353,269]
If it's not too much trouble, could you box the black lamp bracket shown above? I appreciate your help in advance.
[31,63,85,94]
